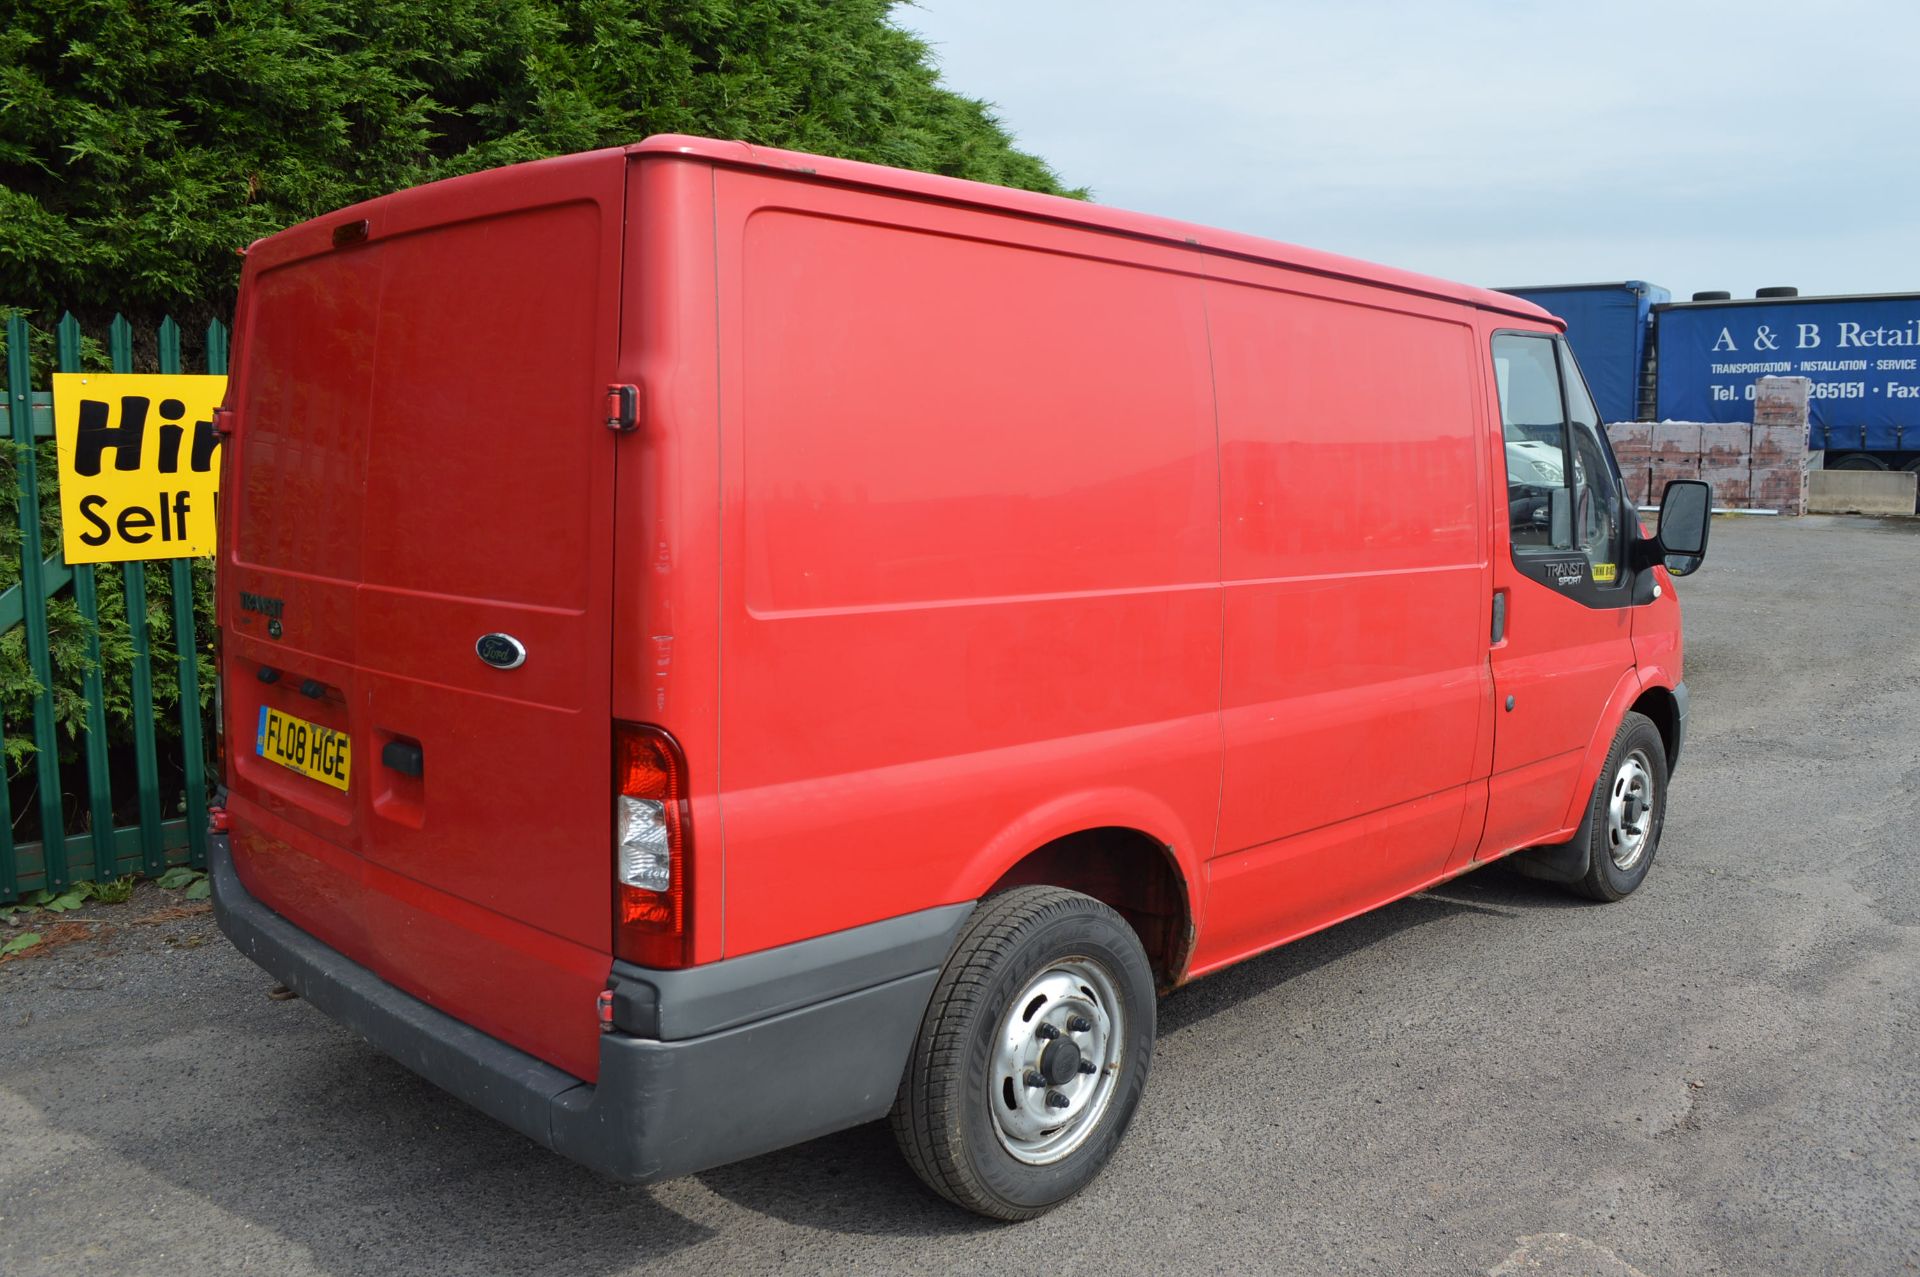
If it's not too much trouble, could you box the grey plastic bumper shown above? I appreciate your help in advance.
[210,835,970,1182]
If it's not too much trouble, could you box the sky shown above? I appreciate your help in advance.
[893,0,1920,300]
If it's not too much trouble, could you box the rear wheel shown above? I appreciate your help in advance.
[1570,711,1670,901]
[890,886,1155,1220]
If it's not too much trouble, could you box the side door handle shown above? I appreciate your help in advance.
[1490,590,1508,645]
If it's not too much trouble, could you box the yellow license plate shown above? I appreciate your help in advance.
[255,706,351,792]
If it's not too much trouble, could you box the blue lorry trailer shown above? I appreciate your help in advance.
[1499,282,1669,425]
[1500,283,1920,474]
[1654,293,1920,471]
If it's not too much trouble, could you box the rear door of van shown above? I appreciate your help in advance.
[219,150,626,1081]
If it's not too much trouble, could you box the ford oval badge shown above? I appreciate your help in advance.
[475,633,527,670]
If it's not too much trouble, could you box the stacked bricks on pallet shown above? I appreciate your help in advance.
[1752,378,1816,516]
[1700,422,1752,509]
[1603,376,1813,514]
[1651,421,1703,504]
[1608,421,1653,508]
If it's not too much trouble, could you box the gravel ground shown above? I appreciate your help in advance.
[2,514,1917,1276]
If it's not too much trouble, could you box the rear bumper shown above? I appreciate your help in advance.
[210,835,969,1182]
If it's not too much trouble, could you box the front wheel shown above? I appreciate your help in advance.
[890,886,1156,1220]
[1571,710,1670,901]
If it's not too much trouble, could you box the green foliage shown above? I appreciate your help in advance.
[154,865,211,898]
[0,930,42,956]
[89,872,135,902]
[0,0,1082,328]
[0,873,133,917]
[34,883,88,911]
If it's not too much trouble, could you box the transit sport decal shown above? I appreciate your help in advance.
[1544,559,1587,588]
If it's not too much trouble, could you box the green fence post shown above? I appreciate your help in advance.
[206,322,228,375]
[57,314,118,881]
[109,316,166,875]
[7,314,68,889]
[0,705,14,900]
[200,319,229,859]
[159,317,208,867]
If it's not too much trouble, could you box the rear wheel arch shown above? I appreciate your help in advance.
[977,827,1196,990]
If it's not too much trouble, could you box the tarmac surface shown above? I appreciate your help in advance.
[3,514,1917,1276]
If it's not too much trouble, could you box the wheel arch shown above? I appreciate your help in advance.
[1559,667,1670,832]
[948,793,1205,989]
[983,828,1195,989]
[1629,682,1681,768]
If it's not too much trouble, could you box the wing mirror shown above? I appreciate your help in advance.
[1655,479,1711,574]
[1632,479,1711,584]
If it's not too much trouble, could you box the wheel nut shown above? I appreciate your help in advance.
[1045,1090,1070,1110]
[1035,1023,1060,1040]
[1067,1015,1093,1033]
[1023,1069,1046,1088]
[1078,1059,1097,1074]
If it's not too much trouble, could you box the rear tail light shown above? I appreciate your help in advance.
[613,723,692,968]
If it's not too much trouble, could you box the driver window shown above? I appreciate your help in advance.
[1491,334,1570,550]
[1560,343,1625,586]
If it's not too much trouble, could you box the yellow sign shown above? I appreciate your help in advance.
[52,373,227,563]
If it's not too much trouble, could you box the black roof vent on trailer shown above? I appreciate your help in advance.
[1692,290,1732,301]
[1755,286,1799,298]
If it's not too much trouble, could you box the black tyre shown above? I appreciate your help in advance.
[1570,711,1670,902]
[890,886,1155,1220]
[1829,453,1890,472]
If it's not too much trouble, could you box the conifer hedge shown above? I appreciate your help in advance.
[1,0,1079,331]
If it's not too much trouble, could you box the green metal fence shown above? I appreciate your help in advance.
[1,311,225,902]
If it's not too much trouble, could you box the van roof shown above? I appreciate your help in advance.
[631,135,1556,326]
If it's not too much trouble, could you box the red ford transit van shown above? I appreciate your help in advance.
[210,136,1710,1220]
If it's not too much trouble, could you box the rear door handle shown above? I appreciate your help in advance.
[381,740,423,778]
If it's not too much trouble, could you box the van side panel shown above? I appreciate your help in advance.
[711,171,1222,958]
[1192,274,1492,970]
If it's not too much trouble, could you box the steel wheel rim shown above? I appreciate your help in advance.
[1608,749,1655,871]
[990,956,1125,1165]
